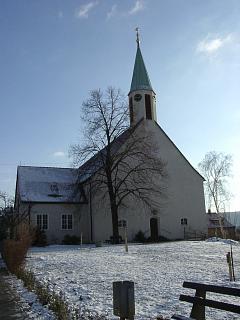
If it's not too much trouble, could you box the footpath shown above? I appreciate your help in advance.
[0,263,26,320]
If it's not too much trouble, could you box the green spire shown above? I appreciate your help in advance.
[130,38,153,93]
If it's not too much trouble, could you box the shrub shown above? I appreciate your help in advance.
[134,230,147,243]
[32,227,47,247]
[62,234,81,245]
[0,215,7,241]
[3,222,31,273]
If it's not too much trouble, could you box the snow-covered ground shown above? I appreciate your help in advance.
[26,240,240,319]
[0,259,55,320]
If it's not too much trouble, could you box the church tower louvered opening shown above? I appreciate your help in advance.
[128,28,157,126]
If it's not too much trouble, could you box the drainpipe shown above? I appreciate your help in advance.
[28,204,32,225]
[89,181,93,242]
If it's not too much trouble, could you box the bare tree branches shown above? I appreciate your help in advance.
[69,87,167,243]
[0,191,14,211]
[198,151,232,213]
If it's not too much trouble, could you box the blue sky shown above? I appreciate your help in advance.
[0,0,239,210]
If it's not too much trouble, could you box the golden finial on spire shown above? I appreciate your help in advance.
[135,27,140,46]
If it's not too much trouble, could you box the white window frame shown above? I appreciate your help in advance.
[36,214,48,230]
[61,214,73,230]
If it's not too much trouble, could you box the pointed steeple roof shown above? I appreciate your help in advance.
[130,41,153,93]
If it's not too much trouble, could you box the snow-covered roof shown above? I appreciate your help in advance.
[208,213,235,229]
[17,166,86,203]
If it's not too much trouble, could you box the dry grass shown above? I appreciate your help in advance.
[16,268,69,319]
[16,268,107,320]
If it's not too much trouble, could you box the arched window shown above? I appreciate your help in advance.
[145,94,152,119]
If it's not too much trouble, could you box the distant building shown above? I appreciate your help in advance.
[208,211,236,239]
[222,211,240,227]
[223,211,240,240]
[15,37,207,244]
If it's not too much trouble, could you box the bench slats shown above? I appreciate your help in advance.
[180,294,240,314]
[183,281,240,297]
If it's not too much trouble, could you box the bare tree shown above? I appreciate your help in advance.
[70,87,167,243]
[0,191,14,211]
[0,191,7,210]
[0,191,30,242]
[198,151,232,213]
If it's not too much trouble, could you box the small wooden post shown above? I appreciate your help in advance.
[113,281,135,319]
[226,252,233,281]
[125,227,128,253]
[80,232,83,247]
[230,244,236,281]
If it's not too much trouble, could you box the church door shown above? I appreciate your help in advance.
[150,218,158,242]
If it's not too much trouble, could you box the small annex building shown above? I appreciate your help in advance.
[208,212,236,239]
[15,37,207,244]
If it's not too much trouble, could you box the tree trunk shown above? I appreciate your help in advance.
[110,201,119,244]
[106,166,119,244]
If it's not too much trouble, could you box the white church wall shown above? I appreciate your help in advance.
[87,171,152,242]
[19,202,89,244]
[144,120,207,239]
[89,183,112,242]
[91,192,154,242]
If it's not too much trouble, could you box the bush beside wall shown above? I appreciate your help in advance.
[2,223,31,273]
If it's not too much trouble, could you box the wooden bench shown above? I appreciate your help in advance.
[172,281,240,320]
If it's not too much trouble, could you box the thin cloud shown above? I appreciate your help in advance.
[196,34,233,54]
[76,1,98,19]
[107,4,117,20]
[128,0,144,15]
[53,151,66,157]
[58,11,63,19]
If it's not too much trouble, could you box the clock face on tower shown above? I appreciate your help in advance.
[134,93,142,102]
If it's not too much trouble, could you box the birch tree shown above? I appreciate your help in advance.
[198,151,232,213]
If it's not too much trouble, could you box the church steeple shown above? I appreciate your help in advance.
[128,28,157,126]
[130,29,153,93]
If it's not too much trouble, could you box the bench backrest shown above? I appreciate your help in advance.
[183,281,240,297]
[179,281,240,319]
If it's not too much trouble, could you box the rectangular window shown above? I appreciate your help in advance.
[145,94,152,120]
[118,220,127,228]
[37,214,48,230]
[62,214,73,230]
[129,97,134,123]
[181,218,188,225]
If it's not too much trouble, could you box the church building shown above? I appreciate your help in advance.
[15,35,207,244]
